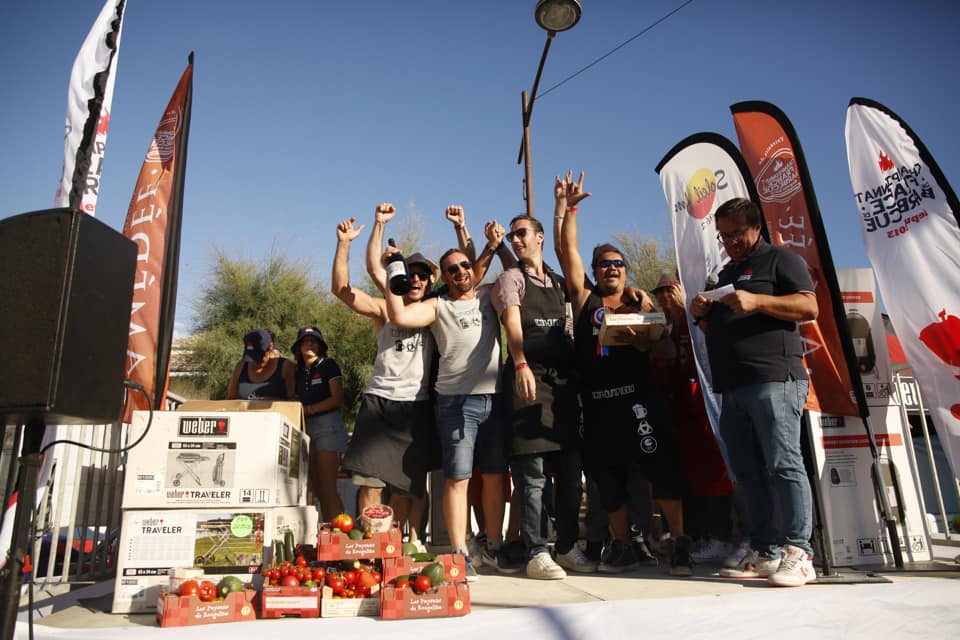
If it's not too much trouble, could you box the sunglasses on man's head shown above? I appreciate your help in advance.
[445,260,472,275]
[596,259,626,269]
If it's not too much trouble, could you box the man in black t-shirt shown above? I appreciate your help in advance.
[689,197,819,587]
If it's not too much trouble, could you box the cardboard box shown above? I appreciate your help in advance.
[382,553,467,585]
[122,410,309,509]
[320,584,381,617]
[380,582,470,619]
[112,506,317,613]
[178,399,305,431]
[156,589,258,627]
[598,311,666,346]
[260,585,321,618]
[316,524,402,561]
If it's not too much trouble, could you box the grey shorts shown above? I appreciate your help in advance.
[305,411,348,454]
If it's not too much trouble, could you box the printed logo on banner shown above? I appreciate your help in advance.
[754,148,801,203]
[853,151,937,237]
[146,107,182,164]
[918,309,960,381]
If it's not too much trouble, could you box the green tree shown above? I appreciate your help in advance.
[183,249,375,424]
[611,229,677,292]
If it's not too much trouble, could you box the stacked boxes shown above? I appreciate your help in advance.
[315,523,402,618]
[113,404,313,615]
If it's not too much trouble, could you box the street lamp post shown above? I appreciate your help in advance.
[518,0,582,218]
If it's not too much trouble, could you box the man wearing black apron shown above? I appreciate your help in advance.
[491,215,591,579]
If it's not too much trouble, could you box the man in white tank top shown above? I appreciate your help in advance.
[331,205,440,541]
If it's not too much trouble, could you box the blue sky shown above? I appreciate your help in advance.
[2,1,958,336]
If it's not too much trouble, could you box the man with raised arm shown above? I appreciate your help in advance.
[384,208,508,581]
[557,172,693,576]
[332,204,440,542]
[489,208,590,579]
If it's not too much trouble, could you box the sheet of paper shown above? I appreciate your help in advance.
[699,283,735,301]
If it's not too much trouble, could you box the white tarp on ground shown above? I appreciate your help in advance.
[16,577,960,640]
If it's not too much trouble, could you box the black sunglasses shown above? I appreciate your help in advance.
[506,227,534,241]
[409,270,431,281]
[445,260,472,275]
[596,259,626,269]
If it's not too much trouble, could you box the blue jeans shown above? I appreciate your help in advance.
[718,378,813,555]
[511,449,584,559]
[435,394,506,479]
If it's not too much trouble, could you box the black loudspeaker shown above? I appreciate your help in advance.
[0,208,138,425]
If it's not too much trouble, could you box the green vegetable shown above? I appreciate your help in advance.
[274,540,285,564]
[283,528,295,562]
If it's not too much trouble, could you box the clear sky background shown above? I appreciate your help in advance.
[2,0,957,336]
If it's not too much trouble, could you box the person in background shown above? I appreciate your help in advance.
[332,205,441,544]
[689,197,818,587]
[650,273,736,563]
[292,325,348,523]
[227,327,294,400]
[557,171,693,576]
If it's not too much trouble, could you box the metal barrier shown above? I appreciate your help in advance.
[1,392,185,588]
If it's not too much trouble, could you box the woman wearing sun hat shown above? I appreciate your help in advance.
[227,327,294,400]
[292,325,348,521]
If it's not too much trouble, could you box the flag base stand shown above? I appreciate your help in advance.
[0,422,44,640]
[812,570,892,585]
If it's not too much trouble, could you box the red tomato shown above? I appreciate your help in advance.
[312,567,326,582]
[331,513,354,533]
[178,579,200,597]
[342,570,357,586]
[197,580,217,602]
[395,579,411,590]
[295,555,308,568]
[327,576,345,595]
[357,571,378,591]
[413,575,432,594]
[280,574,300,588]
[371,571,382,585]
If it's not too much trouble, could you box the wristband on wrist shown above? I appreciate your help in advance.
[515,362,528,371]
[567,206,578,214]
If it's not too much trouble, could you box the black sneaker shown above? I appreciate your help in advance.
[480,546,522,574]
[585,540,604,563]
[598,539,640,574]
[669,535,694,577]
[632,539,659,565]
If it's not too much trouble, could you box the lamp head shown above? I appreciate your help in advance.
[534,0,582,33]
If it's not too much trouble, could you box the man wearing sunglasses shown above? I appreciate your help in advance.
[689,197,818,587]
[557,172,693,577]
[331,204,441,545]
[385,209,510,581]
[488,213,588,579]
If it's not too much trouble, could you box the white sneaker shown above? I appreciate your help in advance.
[723,541,752,569]
[690,538,734,563]
[768,545,816,587]
[526,551,567,580]
[719,548,781,578]
[556,546,598,573]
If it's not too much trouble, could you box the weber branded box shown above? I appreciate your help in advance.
[122,410,309,509]
[112,506,317,613]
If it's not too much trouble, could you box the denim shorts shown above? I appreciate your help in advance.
[305,411,348,455]
[435,393,507,479]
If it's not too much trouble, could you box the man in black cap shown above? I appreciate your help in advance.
[332,204,441,545]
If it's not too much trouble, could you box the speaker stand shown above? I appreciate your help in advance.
[0,422,44,640]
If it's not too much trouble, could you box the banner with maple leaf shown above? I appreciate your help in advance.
[845,97,960,480]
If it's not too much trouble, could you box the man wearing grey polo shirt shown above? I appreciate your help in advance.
[385,214,508,581]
